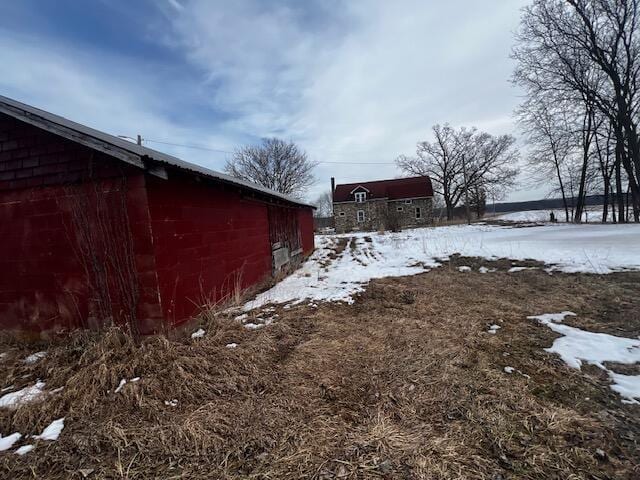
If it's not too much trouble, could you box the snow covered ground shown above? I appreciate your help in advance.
[495,207,609,223]
[244,223,640,310]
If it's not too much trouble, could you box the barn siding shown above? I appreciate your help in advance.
[298,208,315,254]
[0,115,164,335]
[145,173,273,326]
[0,111,315,335]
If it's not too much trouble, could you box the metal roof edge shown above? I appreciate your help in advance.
[0,94,314,209]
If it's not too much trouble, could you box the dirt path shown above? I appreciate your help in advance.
[1,262,639,479]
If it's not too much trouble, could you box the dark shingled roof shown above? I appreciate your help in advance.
[0,95,313,209]
[333,176,433,203]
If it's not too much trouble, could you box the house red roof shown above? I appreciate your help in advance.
[333,176,433,203]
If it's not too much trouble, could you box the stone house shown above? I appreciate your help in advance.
[332,176,434,233]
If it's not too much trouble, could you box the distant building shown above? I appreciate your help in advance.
[331,176,434,233]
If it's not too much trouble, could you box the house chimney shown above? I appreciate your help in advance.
[331,177,335,195]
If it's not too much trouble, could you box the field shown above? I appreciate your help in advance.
[1,223,639,479]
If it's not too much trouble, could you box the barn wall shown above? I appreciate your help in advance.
[298,208,315,254]
[145,173,273,326]
[0,114,164,335]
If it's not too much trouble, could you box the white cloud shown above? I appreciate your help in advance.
[0,29,237,169]
[1,1,542,202]
[160,0,534,200]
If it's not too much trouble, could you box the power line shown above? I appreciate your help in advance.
[142,138,397,165]
[317,161,396,165]
[144,138,234,154]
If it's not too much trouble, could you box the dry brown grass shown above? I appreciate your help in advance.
[0,261,639,479]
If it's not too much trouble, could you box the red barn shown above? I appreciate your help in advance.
[0,96,314,337]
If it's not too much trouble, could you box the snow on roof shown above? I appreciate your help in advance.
[0,95,313,209]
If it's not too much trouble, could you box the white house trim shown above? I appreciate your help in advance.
[349,185,371,194]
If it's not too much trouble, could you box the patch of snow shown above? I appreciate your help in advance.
[458,266,471,272]
[503,366,530,378]
[530,312,640,403]
[23,351,47,364]
[191,328,205,339]
[164,399,178,407]
[0,381,45,408]
[0,432,22,451]
[478,266,489,274]
[244,323,264,330]
[609,372,640,404]
[114,377,140,393]
[226,343,238,348]
[488,324,501,334]
[15,445,34,455]
[242,224,640,311]
[234,313,248,322]
[496,207,609,223]
[1,385,14,393]
[33,417,64,441]
[114,379,127,394]
[508,266,536,273]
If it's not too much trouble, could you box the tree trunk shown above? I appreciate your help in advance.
[594,124,610,223]
[632,188,640,222]
[445,199,453,221]
[602,180,609,223]
[616,116,640,222]
[615,141,626,223]
[574,109,593,223]
[609,178,617,223]
[553,153,570,222]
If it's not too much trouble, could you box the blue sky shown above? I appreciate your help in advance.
[0,0,539,202]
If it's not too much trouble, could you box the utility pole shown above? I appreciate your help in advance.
[117,134,143,146]
[462,154,471,224]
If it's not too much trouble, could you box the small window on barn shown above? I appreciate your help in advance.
[397,206,403,212]
[404,199,412,205]
[357,210,365,222]
[415,207,422,219]
[355,192,367,203]
[339,212,346,217]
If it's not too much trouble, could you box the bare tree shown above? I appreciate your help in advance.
[225,138,317,197]
[517,97,574,221]
[312,191,333,217]
[397,124,519,220]
[513,0,640,221]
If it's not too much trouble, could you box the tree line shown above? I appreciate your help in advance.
[513,0,640,223]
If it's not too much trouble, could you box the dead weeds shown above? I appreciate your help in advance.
[0,262,639,479]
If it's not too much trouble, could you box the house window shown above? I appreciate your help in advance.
[397,206,403,212]
[404,199,412,205]
[339,212,346,217]
[415,207,422,219]
[355,192,367,203]
[357,210,365,222]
